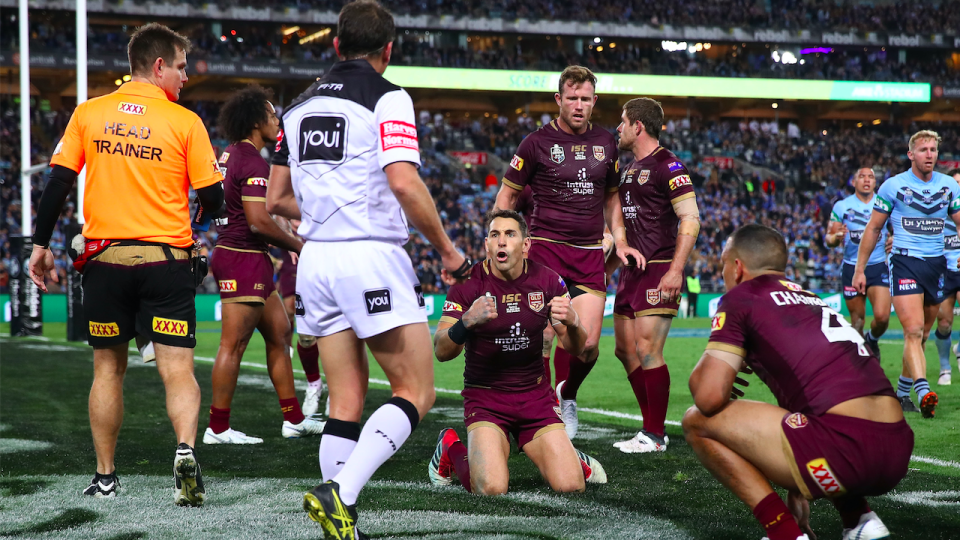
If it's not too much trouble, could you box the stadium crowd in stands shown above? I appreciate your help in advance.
[3,98,958,300]
[8,13,960,86]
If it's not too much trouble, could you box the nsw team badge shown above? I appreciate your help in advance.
[528,291,545,312]
[550,144,565,164]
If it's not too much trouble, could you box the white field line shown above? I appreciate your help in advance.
[4,339,955,470]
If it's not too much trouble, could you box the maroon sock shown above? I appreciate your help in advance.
[643,364,670,438]
[297,343,322,384]
[448,440,471,493]
[542,355,552,387]
[561,354,596,400]
[209,407,231,434]
[752,492,803,540]
[832,495,871,529]
[627,366,651,423]
[553,347,571,387]
[279,397,305,424]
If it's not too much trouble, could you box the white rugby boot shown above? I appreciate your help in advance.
[842,512,891,540]
[282,416,325,438]
[555,380,579,440]
[614,430,669,453]
[202,427,263,445]
[302,380,324,417]
[576,449,607,484]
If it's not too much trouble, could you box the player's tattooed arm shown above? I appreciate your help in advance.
[434,296,498,361]
[550,296,586,357]
[660,197,701,302]
[824,220,848,248]
[688,349,744,417]
[853,210,888,293]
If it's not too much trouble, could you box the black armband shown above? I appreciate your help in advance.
[447,319,469,344]
[196,182,226,218]
[33,165,79,247]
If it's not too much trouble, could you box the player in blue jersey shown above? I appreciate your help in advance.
[826,167,891,358]
[934,167,960,386]
[855,131,960,419]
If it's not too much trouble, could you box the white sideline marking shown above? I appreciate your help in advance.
[6,338,958,471]
[886,490,960,507]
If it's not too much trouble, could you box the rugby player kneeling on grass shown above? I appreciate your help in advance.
[684,224,913,540]
[430,210,606,495]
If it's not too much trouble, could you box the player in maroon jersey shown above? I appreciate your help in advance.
[275,219,325,417]
[204,86,324,444]
[494,66,641,439]
[428,209,606,494]
[611,98,701,454]
[684,225,911,540]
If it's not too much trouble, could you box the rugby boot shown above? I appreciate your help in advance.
[428,428,459,486]
[864,335,881,360]
[82,472,120,498]
[173,443,205,507]
[555,380,579,440]
[202,427,263,445]
[576,449,607,484]
[898,395,920,413]
[302,381,324,417]
[614,430,669,453]
[938,370,952,386]
[842,511,891,540]
[283,416,325,438]
[304,481,359,540]
[919,391,939,418]
[139,340,156,363]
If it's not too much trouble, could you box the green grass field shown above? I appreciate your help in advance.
[2,319,959,539]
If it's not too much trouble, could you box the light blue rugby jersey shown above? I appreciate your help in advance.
[875,169,960,259]
[945,220,960,272]
[829,193,888,266]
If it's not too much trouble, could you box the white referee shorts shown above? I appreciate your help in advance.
[295,240,427,339]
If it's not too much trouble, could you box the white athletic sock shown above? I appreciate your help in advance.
[333,398,419,506]
[319,419,360,482]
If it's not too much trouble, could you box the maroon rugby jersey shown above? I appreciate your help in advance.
[502,120,619,245]
[707,274,896,416]
[215,142,270,252]
[619,147,695,261]
[441,259,570,391]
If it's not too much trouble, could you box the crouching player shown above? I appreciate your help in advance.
[429,210,606,494]
[684,225,912,540]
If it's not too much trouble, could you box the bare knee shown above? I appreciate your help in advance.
[298,334,317,348]
[903,326,924,341]
[473,477,508,496]
[681,406,706,440]
[549,476,585,493]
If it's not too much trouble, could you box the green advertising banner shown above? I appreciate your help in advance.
[384,67,931,103]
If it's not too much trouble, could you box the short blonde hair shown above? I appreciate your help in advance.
[558,65,597,96]
[909,130,942,151]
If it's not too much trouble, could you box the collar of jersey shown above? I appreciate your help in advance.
[115,81,169,101]
[330,59,378,75]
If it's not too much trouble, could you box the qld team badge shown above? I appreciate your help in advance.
[528,291,545,312]
[593,145,605,161]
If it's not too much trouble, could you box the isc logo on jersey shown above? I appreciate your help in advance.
[299,114,347,164]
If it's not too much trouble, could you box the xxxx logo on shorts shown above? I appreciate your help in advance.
[646,289,661,305]
[89,321,120,337]
[785,412,808,429]
[528,291,545,312]
[805,458,846,496]
[118,102,146,115]
[219,280,238,293]
[153,317,188,337]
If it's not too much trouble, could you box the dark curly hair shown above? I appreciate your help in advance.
[218,85,273,144]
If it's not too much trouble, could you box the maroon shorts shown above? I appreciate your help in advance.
[780,412,913,500]
[614,262,680,318]
[462,379,566,448]
[528,239,605,298]
[277,252,297,298]
[211,246,276,304]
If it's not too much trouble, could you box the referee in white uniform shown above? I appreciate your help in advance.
[265,2,470,538]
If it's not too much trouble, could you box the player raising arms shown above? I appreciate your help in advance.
[203,85,324,444]
[825,167,890,357]
[685,225,912,540]
[610,98,700,453]
[495,66,636,439]
[855,130,960,417]
[934,168,960,386]
[429,210,606,494]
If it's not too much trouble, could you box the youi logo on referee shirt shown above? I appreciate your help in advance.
[299,114,347,164]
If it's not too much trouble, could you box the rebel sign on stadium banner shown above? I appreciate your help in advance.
[703,156,734,169]
[449,151,488,166]
[938,160,960,171]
